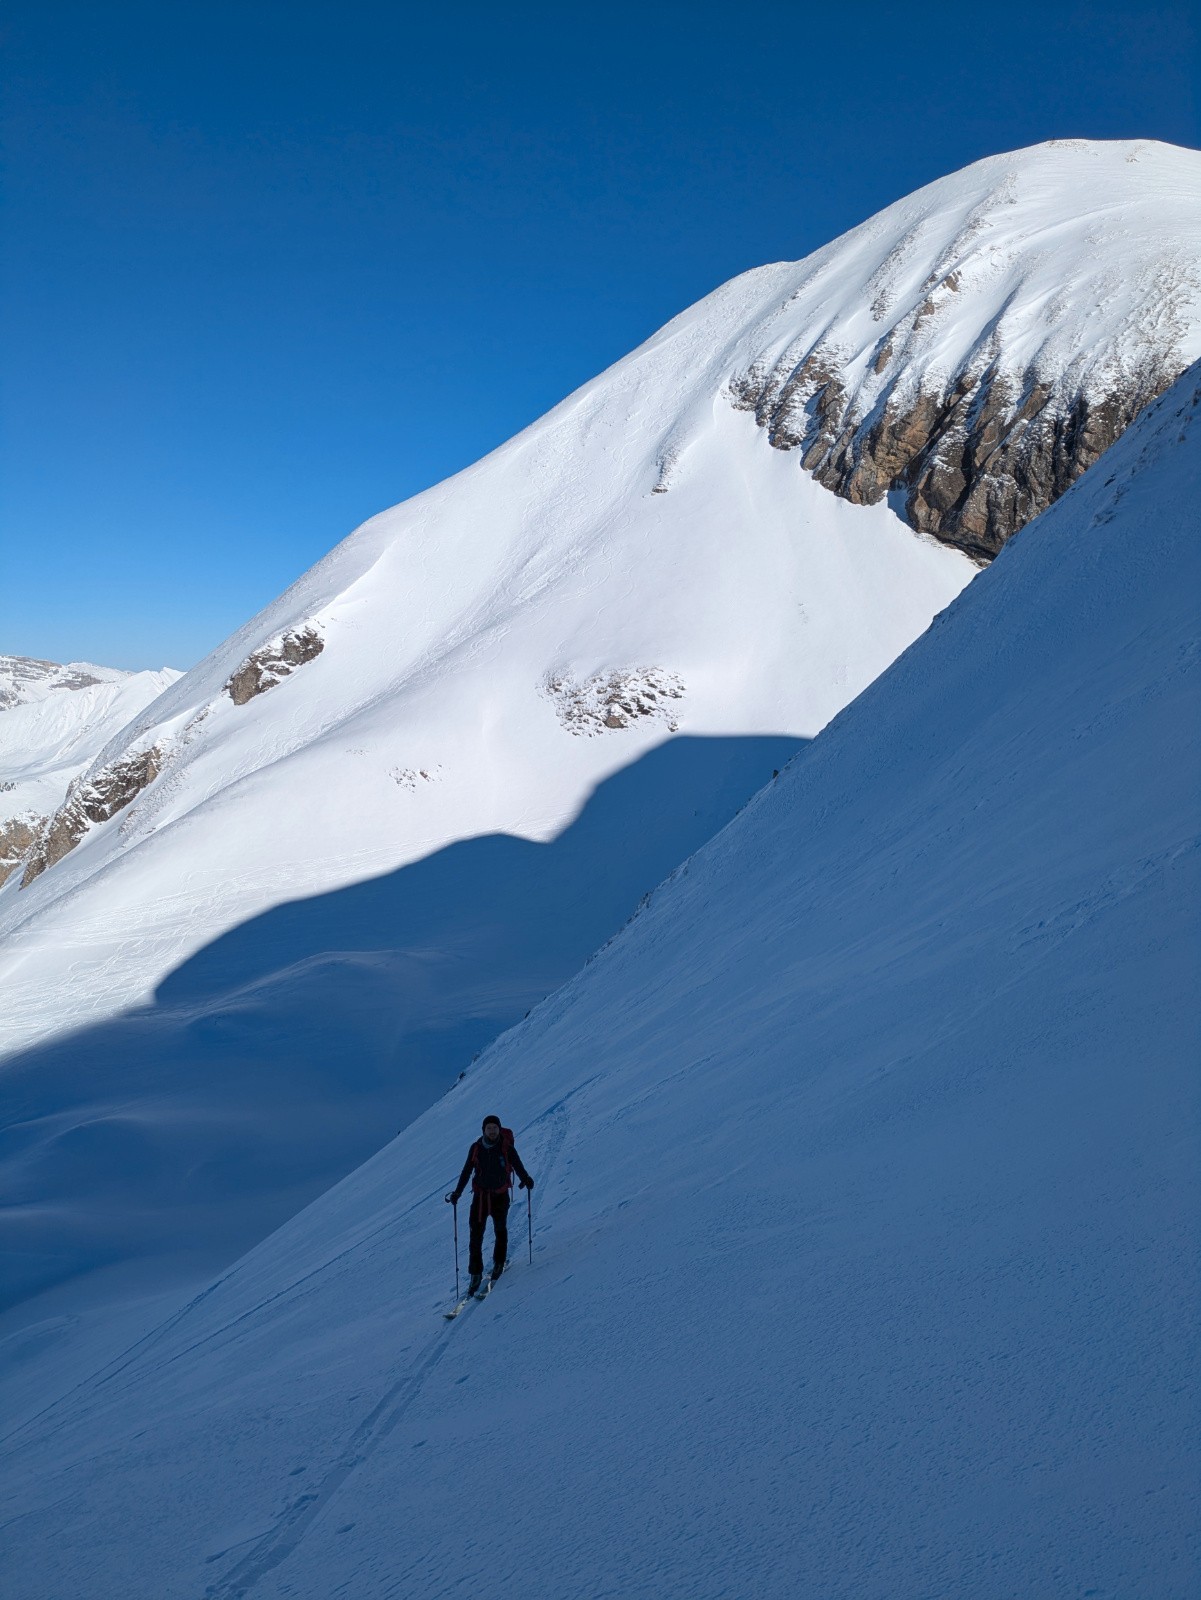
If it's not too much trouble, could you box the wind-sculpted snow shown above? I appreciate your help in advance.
[2,364,1195,1600]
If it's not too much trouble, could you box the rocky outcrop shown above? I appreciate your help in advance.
[0,814,42,887]
[20,746,163,887]
[544,669,684,736]
[11,627,320,886]
[225,628,324,705]
[730,350,1177,562]
[724,142,1201,560]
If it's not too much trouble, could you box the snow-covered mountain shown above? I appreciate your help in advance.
[731,138,1201,557]
[0,655,180,886]
[0,654,127,711]
[1,139,1198,1320]
[3,350,1195,1600]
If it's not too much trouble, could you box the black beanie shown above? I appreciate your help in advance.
[481,1114,502,1132]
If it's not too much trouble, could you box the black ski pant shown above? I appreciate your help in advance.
[468,1190,510,1275]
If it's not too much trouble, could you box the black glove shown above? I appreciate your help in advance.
[520,1176,534,1190]
[444,1190,460,1204]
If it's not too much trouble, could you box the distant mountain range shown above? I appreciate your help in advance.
[0,655,180,887]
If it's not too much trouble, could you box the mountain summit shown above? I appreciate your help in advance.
[731,138,1201,557]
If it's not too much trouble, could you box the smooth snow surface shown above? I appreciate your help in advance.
[2,358,1196,1599]
[2,138,1198,1325]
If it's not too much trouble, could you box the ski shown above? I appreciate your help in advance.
[443,1289,478,1320]
[474,1267,509,1302]
[444,1270,502,1317]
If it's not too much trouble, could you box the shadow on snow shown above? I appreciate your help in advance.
[0,733,804,1313]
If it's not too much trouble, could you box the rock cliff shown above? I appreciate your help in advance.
[728,141,1201,559]
[20,746,164,886]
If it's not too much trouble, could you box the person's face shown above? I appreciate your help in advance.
[483,1121,500,1140]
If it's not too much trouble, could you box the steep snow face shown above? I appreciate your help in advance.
[731,139,1201,558]
[3,364,1195,1600]
[2,139,1195,1315]
[0,656,180,885]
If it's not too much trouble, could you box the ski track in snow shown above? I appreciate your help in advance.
[191,1092,578,1598]
[200,1326,457,1599]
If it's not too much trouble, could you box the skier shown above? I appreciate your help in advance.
[445,1116,534,1294]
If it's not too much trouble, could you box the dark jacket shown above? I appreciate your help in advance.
[452,1134,532,1201]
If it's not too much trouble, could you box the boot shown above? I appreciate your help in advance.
[467,1272,482,1295]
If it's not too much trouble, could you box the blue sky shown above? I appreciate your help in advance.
[2,0,1197,670]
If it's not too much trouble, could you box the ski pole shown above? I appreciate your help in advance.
[452,1198,460,1299]
[526,1185,533,1265]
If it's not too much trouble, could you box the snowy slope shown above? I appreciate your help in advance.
[2,358,1195,1600]
[2,138,1198,1321]
[0,656,180,883]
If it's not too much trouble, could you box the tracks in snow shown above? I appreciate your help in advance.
[201,1086,582,1598]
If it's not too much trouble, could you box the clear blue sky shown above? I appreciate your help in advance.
[2,0,1197,670]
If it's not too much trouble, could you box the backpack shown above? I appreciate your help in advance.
[471,1128,517,1193]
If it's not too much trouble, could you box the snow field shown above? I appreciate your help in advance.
[2,361,1196,1599]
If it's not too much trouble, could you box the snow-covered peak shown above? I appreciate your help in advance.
[0,653,127,710]
[13,146,1199,903]
[756,139,1198,402]
[730,138,1201,555]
